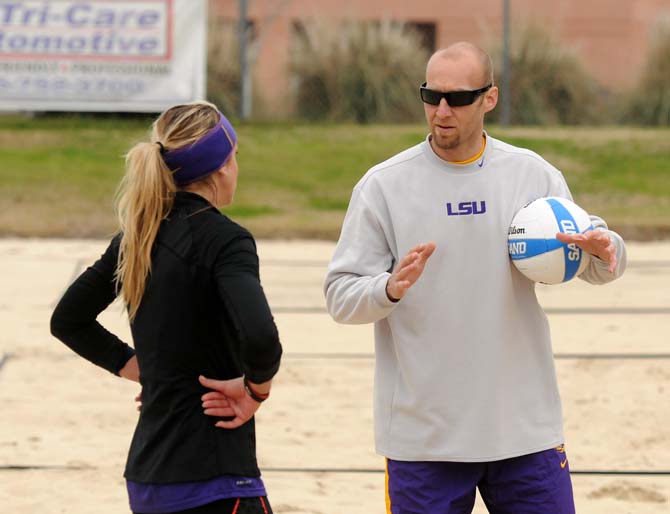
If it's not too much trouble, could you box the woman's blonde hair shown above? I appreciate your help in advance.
[115,101,221,321]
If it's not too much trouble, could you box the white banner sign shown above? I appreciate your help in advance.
[0,0,206,112]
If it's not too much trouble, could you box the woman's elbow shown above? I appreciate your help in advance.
[49,309,65,340]
[49,305,77,341]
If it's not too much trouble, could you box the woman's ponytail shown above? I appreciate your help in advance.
[115,141,176,321]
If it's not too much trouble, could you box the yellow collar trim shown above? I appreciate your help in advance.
[449,135,486,165]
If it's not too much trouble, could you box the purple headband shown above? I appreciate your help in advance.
[161,113,237,186]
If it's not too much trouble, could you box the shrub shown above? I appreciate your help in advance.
[489,22,604,125]
[207,15,240,117]
[289,19,429,123]
[621,18,670,125]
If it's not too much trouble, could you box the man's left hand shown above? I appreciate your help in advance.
[556,230,617,273]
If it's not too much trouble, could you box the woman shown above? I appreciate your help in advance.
[50,102,282,514]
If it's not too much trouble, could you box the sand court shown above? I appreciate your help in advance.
[1,238,668,513]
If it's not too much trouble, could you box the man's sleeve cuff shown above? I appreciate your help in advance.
[373,273,399,307]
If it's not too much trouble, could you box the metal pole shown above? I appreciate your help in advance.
[500,0,511,125]
[239,0,251,120]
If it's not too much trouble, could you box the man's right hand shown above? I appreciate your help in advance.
[386,242,437,301]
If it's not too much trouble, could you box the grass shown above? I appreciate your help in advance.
[0,115,668,240]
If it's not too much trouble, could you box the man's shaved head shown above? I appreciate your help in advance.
[427,42,494,86]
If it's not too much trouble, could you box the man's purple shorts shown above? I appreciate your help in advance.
[386,445,575,514]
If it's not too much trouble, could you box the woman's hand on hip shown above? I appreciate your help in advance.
[199,375,260,429]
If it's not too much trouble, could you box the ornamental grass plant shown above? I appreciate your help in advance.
[620,18,670,126]
[489,22,605,125]
[289,18,428,123]
[206,15,240,118]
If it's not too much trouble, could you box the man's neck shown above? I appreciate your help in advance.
[430,133,486,164]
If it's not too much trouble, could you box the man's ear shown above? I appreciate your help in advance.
[483,85,499,113]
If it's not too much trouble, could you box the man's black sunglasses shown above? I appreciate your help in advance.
[420,83,492,107]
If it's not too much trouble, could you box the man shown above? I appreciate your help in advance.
[323,42,626,514]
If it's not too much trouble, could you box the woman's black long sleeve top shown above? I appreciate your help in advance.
[50,191,282,483]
